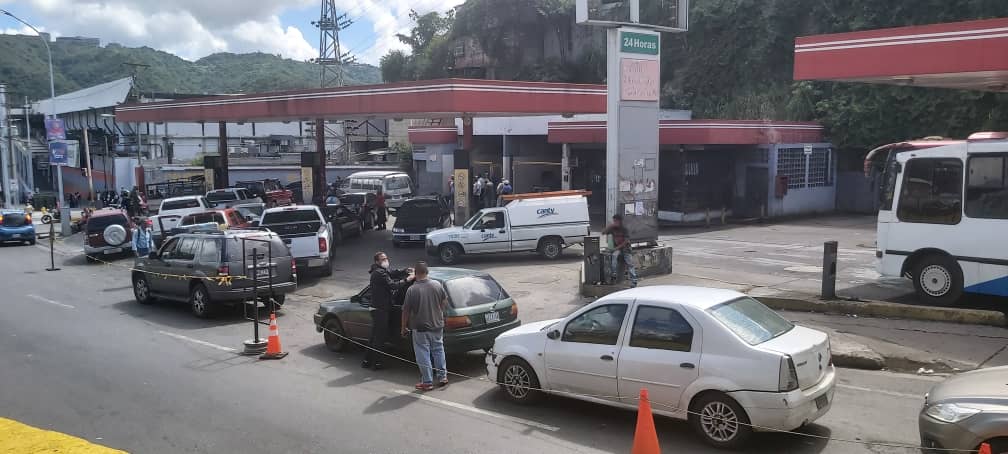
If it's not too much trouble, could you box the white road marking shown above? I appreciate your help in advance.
[158,330,238,353]
[26,294,75,309]
[837,383,922,400]
[392,389,560,432]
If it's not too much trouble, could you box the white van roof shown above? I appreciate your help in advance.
[347,171,408,178]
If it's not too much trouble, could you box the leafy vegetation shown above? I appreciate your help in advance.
[381,0,1008,153]
[0,35,380,101]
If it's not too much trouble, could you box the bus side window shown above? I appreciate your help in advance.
[896,158,963,225]
[966,154,1008,219]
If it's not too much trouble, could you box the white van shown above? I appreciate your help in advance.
[343,171,413,211]
[425,195,590,265]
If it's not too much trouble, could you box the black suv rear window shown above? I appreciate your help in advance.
[87,215,127,232]
[261,210,320,224]
[162,199,201,210]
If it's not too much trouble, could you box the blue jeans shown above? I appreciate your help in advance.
[412,328,447,384]
[612,250,638,286]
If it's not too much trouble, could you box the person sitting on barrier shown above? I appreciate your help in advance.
[602,214,638,288]
[364,251,413,370]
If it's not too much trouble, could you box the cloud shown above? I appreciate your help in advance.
[0,0,464,65]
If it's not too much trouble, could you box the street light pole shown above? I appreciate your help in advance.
[1,9,60,209]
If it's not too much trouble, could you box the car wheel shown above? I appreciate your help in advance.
[320,258,333,277]
[498,357,542,404]
[538,237,563,260]
[982,439,1008,454]
[323,318,348,352]
[689,392,752,449]
[103,224,128,247]
[132,274,154,304]
[29,238,36,245]
[189,283,214,318]
[912,254,964,306]
[438,244,462,265]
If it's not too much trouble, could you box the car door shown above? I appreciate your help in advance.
[146,237,180,293]
[465,210,511,253]
[617,303,702,409]
[334,205,358,235]
[164,237,198,296]
[342,286,374,341]
[543,302,630,401]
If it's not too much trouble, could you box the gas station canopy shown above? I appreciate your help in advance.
[794,17,1008,92]
[115,78,607,123]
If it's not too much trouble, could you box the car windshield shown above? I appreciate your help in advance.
[87,215,127,232]
[206,192,237,202]
[707,297,794,345]
[444,275,509,308]
[235,205,264,217]
[162,199,201,210]
[397,201,440,218]
[261,210,319,225]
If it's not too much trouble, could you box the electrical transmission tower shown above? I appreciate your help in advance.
[312,0,354,88]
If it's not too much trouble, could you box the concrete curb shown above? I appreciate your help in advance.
[757,296,1006,327]
[831,352,885,370]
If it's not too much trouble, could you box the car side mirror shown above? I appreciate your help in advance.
[149,251,159,259]
[547,330,561,340]
[245,215,254,221]
[350,295,360,303]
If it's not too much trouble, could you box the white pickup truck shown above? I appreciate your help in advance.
[205,188,263,209]
[151,196,213,246]
[260,205,333,276]
[426,194,591,265]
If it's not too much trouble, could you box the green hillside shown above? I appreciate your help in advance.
[0,35,381,101]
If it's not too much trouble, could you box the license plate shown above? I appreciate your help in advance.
[104,248,122,254]
[255,268,271,280]
[11,234,20,238]
[411,235,424,240]
[815,394,828,410]
[484,311,501,324]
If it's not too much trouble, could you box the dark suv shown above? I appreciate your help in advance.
[84,208,134,262]
[131,230,297,318]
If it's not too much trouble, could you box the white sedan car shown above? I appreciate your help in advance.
[486,286,835,448]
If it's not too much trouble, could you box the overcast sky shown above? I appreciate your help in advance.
[0,0,465,65]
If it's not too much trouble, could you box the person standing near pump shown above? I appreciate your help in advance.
[132,218,154,259]
[364,251,413,370]
[401,261,448,391]
[602,214,638,287]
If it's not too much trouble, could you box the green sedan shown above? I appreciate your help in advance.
[314,267,521,354]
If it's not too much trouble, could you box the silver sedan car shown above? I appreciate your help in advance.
[919,365,1008,453]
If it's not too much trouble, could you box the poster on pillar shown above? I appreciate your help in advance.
[301,168,314,204]
[607,27,660,243]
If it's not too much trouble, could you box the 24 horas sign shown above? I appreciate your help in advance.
[621,31,659,55]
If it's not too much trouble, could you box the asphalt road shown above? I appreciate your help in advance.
[0,232,945,454]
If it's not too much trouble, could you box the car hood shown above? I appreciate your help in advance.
[497,319,560,339]
[928,365,1008,403]
[428,226,464,238]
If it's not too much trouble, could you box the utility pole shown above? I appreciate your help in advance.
[82,127,95,203]
[0,84,12,208]
[24,96,33,196]
[312,0,354,88]
[123,62,149,189]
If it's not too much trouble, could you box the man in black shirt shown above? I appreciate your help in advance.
[364,251,413,370]
[602,214,638,287]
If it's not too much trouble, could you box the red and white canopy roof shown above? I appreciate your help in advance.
[794,18,1008,92]
[546,120,824,145]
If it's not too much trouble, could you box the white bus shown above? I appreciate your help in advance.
[871,131,1008,305]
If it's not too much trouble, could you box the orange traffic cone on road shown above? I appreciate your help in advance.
[631,388,660,454]
[979,443,992,454]
[260,313,288,360]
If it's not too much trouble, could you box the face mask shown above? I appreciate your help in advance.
[380,260,390,269]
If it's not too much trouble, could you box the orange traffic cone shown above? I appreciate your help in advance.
[631,388,660,454]
[979,443,992,454]
[260,313,288,360]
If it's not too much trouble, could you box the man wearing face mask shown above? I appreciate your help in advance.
[364,251,413,370]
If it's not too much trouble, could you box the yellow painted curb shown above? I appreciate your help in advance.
[0,418,127,454]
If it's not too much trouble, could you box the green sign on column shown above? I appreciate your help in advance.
[620,31,659,55]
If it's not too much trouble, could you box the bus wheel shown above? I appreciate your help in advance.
[913,254,963,306]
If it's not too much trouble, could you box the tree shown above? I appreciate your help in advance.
[380,50,412,83]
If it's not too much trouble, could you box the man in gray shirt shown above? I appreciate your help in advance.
[401,262,448,391]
